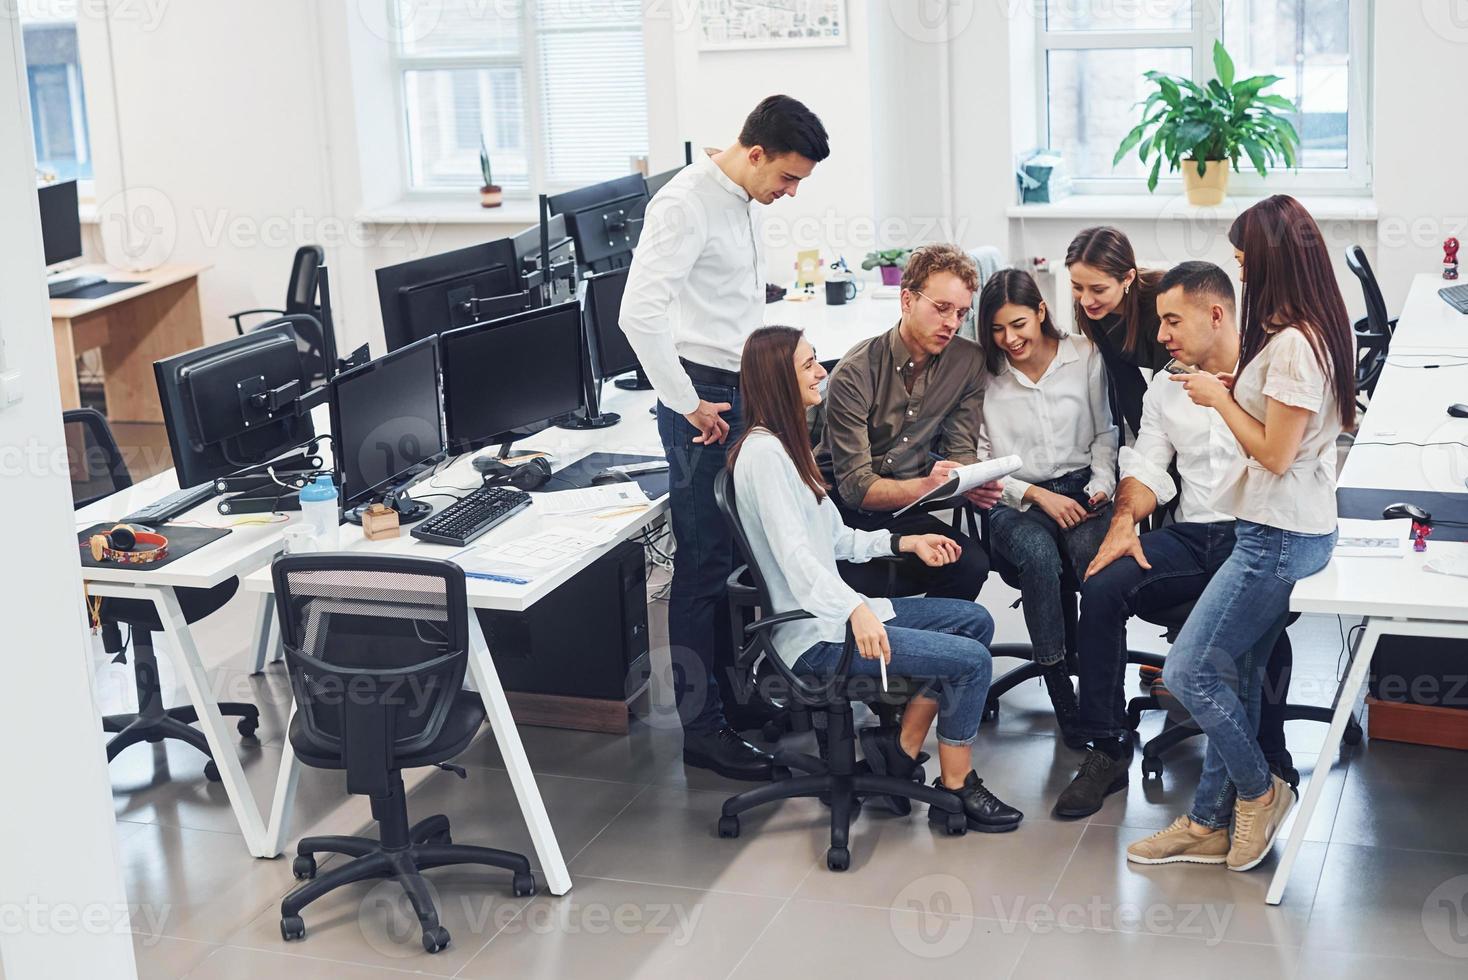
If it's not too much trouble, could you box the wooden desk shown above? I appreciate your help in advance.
[51,263,209,423]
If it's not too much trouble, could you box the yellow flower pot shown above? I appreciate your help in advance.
[1182,160,1229,206]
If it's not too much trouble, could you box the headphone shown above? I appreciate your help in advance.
[476,456,552,492]
[87,524,168,564]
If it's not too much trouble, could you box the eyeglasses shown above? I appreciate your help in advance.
[912,290,971,323]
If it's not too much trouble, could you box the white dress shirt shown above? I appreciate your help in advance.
[1211,327,1341,535]
[976,334,1119,510]
[732,430,896,667]
[1120,366,1243,525]
[620,150,766,415]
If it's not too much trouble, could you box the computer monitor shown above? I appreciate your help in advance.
[440,301,584,456]
[546,174,648,275]
[583,268,638,382]
[329,335,445,523]
[644,166,684,202]
[512,212,576,306]
[37,180,82,269]
[374,238,530,351]
[155,324,316,490]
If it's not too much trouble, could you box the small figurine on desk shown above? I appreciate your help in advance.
[1413,521,1432,553]
[1445,237,1460,281]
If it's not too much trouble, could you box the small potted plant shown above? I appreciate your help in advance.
[479,139,502,208]
[1114,40,1301,206]
[861,248,911,286]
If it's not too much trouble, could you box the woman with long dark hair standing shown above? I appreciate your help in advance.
[1066,226,1169,437]
[1127,195,1355,872]
[728,326,1022,833]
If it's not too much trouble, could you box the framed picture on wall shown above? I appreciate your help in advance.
[697,0,847,51]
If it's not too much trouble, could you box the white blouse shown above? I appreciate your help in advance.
[732,430,896,667]
[976,334,1119,510]
[1211,327,1341,535]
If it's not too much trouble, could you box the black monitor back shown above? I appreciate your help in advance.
[644,166,684,202]
[584,268,638,381]
[375,239,524,351]
[155,325,315,488]
[547,175,648,274]
[441,302,584,455]
[38,180,82,268]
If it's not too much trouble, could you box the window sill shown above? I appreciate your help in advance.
[355,197,542,226]
[1006,193,1378,223]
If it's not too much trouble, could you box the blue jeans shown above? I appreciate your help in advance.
[656,382,742,736]
[987,468,1109,666]
[1163,520,1337,828]
[792,598,995,746]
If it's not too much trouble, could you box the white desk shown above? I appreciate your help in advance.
[764,289,902,360]
[79,386,666,898]
[1265,289,1468,905]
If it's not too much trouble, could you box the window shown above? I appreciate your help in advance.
[20,8,93,182]
[1039,0,1369,192]
[391,0,649,196]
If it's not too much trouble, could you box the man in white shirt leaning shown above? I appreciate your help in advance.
[621,95,829,780]
[1053,261,1302,818]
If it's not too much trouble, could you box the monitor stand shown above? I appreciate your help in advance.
[342,460,439,526]
[556,410,619,430]
[613,367,653,391]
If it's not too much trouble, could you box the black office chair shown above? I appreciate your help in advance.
[272,554,534,954]
[1344,245,1396,409]
[229,245,332,384]
[711,471,965,871]
[64,409,259,781]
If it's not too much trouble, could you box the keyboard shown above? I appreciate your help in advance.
[411,483,532,547]
[120,482,218,526]
[1441,283,1468,314]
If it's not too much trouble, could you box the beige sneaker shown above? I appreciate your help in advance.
[1126,816,1229,866]
[1228,774,1296,872]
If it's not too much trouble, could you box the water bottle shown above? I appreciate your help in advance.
[297,474,340,551]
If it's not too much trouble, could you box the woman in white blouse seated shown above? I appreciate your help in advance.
[729,325,1021,833]
[974,269,1120,745]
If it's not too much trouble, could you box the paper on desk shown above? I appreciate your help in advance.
[1334,518,1412,558]
[467,522,620,570]
[895,455,1024,516]
[532,483,650,517]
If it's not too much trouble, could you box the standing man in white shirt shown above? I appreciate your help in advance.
[1053,261,1299,818]
[621,95,829,780]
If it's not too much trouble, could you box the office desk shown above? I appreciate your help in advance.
[764,289,901,359]
[51,263,210,423]
[1387,273,1468,352]
[1337,360,1468,493]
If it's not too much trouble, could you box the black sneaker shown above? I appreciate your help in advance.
[859,727,924,815]
[682,727,774,781]
[1053,747,1130,819]
[1042,665,1087,750]
[928,771,1023,833]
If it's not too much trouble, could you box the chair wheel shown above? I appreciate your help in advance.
[982,702,999,722]
[826,846,850,871]
[280,915,305,942]
[943,810,968,836]
[292,855,317,880]
[237,717,259,739]
[1343,719,1363,746]
[1142,757,1164,779]
[717,815,740,839]
[203,760,221,783]
[421,925,451,954]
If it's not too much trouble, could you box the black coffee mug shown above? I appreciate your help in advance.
[825,279,858,305]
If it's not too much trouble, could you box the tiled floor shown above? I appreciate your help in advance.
[96,576,1468,978]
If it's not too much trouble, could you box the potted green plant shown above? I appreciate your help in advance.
[479,139,502,208]
[1114,40,1301,206]
[861,248,911,286]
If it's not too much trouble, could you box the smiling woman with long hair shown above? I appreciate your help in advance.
[1127,195,1356,873]
[727,325,1021,833]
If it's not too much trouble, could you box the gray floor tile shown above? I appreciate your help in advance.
[181,945,457,979]
[1293,947,1468,979]
[458,875,784,979]
[132,934,218,980]
[1010,926,1302,979]
[1302,842,1468,963]
[728,898,1032,980]
[1046,824,1327,947]
[1331,740,1468,855]
[569,785,825,897]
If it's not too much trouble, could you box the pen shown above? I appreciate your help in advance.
[879,654,888,693]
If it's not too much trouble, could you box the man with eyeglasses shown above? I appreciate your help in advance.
[816,244,1001,602]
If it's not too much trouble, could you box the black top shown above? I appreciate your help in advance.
[1088,309,1169,438]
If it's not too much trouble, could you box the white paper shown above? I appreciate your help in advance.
[894,455,1024,516]
[1333,518,1412,558]
[469,525,617,570]
[531,483,650,517]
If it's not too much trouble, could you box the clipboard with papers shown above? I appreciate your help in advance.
[894,455,1024,517]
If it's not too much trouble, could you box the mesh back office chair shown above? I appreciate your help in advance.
[229,245,332,385]
[712,471,966,871]
[64,409,259,780]
[272,555,534,954]
[1344,245,1396,409]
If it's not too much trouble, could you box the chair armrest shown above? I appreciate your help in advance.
[229,308,287,334]
[744,609,817,637]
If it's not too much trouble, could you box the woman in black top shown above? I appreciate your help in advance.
[1066,227,1169,439]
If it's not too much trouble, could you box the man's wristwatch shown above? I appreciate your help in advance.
[891,533,903,556]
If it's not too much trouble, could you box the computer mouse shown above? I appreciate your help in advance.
[591,470,634,486]
[1382,502,1431,524]
[1449,403,1468,419]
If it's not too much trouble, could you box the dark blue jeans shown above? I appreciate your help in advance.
[656,382,741,736]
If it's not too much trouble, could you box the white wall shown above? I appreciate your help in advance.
[0,13,137,980]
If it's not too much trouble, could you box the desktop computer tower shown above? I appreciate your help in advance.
[476,539,651,709]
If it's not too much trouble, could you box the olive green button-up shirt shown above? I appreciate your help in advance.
[816,324,988,510]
